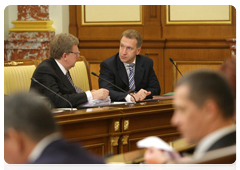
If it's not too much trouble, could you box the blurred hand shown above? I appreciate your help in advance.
[131,89,151,101]
[144,147,169,164]
[91,88,109,100]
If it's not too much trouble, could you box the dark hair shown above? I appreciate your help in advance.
[175,70,234,119]
[50,33,79,59]
[4,92,59,142]
[120,29,143,48]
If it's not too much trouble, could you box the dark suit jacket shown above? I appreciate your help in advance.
[99,53,161,101]
[207,130,236,152]
[31,139,105,164]
[30,58,88,108]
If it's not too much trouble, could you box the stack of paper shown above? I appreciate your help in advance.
[79,96,111,107]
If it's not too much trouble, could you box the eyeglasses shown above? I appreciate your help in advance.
[68,51,80,56]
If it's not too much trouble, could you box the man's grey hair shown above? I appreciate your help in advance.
[4,92,59,142]
[50,33,79,59]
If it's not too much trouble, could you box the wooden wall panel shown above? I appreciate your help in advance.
[164,48,231,93]
[161,6,236,39]
[69,5,235,95]
[80,49,119,61]
[174,61,223,82]
[89,62,101,89]
[69,5,78,37]
[143,5,162,40]
[142,48,164,92]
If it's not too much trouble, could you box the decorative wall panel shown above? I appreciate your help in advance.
[69,5,235,94]
[82,5,142,25]
[173,61,223,83]
[167,5,232,24]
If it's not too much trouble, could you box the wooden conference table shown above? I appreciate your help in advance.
[53,99,180,157]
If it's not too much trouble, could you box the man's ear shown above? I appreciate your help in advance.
[203,99,219,121]
[5,129,24,156]
[4,129,30,164]
[136,47,141,55]
[62,53,67,60]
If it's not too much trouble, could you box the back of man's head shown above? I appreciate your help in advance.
[4,92,59,142]
[175,70,234,119]
[50,33,79,59]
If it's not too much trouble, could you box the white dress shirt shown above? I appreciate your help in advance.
[193,124,236,160]
[55,59,93,101]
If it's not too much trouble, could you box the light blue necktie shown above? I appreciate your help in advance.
[127,63,135,92]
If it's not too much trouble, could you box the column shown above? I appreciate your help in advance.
[4,5,55,61]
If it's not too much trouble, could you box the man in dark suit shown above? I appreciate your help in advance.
[30,33,109,108]
[143,70,236,163]
[99,29,160,102]
[4,92,105,164]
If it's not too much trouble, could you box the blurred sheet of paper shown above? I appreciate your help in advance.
[137,136,174,151]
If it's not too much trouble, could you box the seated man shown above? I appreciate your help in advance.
[4,92,105,164]
[144,70,236,164]
[99,29,160,102]
[30,33,109,108]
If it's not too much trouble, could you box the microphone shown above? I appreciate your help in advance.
[31,78,73,110]
[169,58,184,77]
[91,72,137,103]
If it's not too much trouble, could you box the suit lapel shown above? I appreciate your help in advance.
[116,55,129,87]
[207,130,236,151]
[135,56,145,89]
[50,58,76,93]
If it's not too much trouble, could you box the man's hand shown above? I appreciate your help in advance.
[144,147,169,164]
[131,89,151,101]
[144,146,185,164]
[91,88,109,100]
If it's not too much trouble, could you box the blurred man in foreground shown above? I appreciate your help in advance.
[144,70,236,164]
[4,92,105,164]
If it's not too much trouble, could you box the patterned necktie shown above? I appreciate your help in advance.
[66,71,83,93]
[127,63,135,92]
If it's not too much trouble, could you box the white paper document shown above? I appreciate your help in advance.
[79,96,111,107]
[112,102,135,105]
[137,136,182,160]
[137,136,174,151]
[51,108,77,113]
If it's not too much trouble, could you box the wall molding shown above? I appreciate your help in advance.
[79,39,229,49]
[69,5,235,94]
